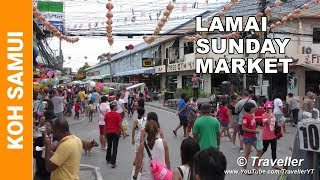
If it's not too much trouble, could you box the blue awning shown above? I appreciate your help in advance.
[114,67,155,77]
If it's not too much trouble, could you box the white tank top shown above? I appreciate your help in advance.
[140,139,166,180]
[178,164,190,180]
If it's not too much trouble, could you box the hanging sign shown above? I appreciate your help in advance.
[37,1,65,33]
[142,58,154,67]
[298,121,320,152]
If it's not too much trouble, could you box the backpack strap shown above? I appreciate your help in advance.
[177,167,184,178]
[144,141,153,160]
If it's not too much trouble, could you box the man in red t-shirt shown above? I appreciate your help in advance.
[104,101,125,168]
[241,102,262,171]
[218,100,232,141]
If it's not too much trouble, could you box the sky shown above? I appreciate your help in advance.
[44,0,227,72]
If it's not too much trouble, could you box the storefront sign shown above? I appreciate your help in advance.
[298,121,320,152]
[155,65,165,73]
[37,1,65,33]
[167,59,195,72]
[287,73,299,95]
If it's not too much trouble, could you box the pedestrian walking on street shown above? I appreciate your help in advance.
[242,103,262,171]
[235,91,257,153]
[273,94,288,133]
[193,103,221,150]
[133,120,171,180]
[287,93,300,127]
[51,90,67,119]
[193,147,227,180]
[78,88,86,114]
[228,94,240,149]
[88,100,95,122]
[192,73,200,99]
[138,93,145,108]
[186,97,198,136]
[104,101,125,168]
[174,94,188,137]
[302,91,315,113]
[261,101,280,169]
[132,107,147,166]
[43,118,82,180]
[74,100,80,120]
[116,92,127,119]
[140,112,165,143]
[98,96,110,151]
[172,137,200,180]
[218,99,232,142]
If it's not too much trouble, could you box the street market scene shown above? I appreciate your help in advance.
[32,0,320,180]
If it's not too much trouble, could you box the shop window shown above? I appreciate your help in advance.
[184,42,194,55]
[313,28,320,44]
[182,75,193,88]
[154,48,161,66]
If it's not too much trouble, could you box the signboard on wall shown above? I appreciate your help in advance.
[167,58,195,72]
[37,1,65,33]
[287,72,299,95]
[142,58,153,67]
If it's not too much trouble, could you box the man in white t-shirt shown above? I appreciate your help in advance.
[123,87,130,109]
[98,96,110,150]
[273,95,287,133]
[115,92,127,118]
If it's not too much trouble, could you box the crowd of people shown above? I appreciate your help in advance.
[33,82,319,180]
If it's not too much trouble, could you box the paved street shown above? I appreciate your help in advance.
[68,103,297,180]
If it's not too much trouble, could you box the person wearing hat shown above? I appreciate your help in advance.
[104,101,125,168]
[260,101,280,169]
[193,103,221,150]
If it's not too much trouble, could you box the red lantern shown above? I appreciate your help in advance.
[224,4,231,11]
[106,29,112,33]
[108,38,114,45]
[265,7,272,15]
[166,3,174,11]
[149,36,156,42]
[43,21,50,27]
[106,3,113,10]
[158,22,164,28]
[128,44,134,50]
[231,0,238,5]
[218,11,225,17]
[161,17,167,23]
[163,10,170,17]
[52,28,58,33]
[154,28,160,35]
[294,9,301,15]
[287,13,294,20]
[256,12,263,18]
[302,3,309,10]
[143,35,147,40]
[275,21,282,26]
[313,0,319,5]
[106,12,113,19]
[281,17,288,23]
[106,19,113,25]
[33,10,41,17]
[75,37,79,42]
[270,24,276,29]
[106,26,112,31]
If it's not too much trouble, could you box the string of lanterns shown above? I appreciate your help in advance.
[143,1,175,44]
[106,0,114,46]
[33,6,79,43]
[219,0,318,39]
[183,34,202,42]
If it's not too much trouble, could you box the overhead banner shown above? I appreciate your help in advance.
[37,1,65,33]
[0,0,32,179]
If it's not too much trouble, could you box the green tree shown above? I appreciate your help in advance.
[77,62,90,80]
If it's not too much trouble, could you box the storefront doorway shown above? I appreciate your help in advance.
[305,71,320,95]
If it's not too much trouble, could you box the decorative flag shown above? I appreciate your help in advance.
[95,22,98,28]
[101,21,104,25]
[132,9,135,15]
[182,4,187,12]
[149,13,152,20]
[124,17,128,22]
[73,24,77,29]
[141,10,145,17]
[131,16,136,22]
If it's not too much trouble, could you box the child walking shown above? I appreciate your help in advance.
[88,100,95,122]
[74,100,80,120]
[242,102,262,172]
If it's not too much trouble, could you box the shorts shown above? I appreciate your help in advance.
[243,137,257,145]
[238,124,244,136]
[179,116,188,128]
[221,122,229,128]
[186,120,195,133]
[94,103,99,110]
[99,125,105,135]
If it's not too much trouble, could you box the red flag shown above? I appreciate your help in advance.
[182,4,187,12]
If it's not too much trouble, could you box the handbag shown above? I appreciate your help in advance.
[274,122,283,139]
[144,141,172,180]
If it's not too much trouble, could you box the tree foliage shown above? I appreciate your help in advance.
[77,62,90,79]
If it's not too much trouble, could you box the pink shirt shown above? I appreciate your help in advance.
[261,113,277,140]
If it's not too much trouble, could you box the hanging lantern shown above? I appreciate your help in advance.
[195,34,202,40]
[287,13,294,20]
[54,32,61,36]
[38,15,45,22]
[270,24,276,29]
[106,26,112,31]
[149,36,156,42]
[106,29,112,33]
[33,9,41,17]
[154,28,161,35]
[274,0,282,8]
[52,28,58,33]
[232,32,237,38]
[256,12,263,18]
[264,7,272,16]
[163,10,170,17]
[161,17,168,23]
[224,4,231,11]
[74,37,79,42]
[313,0,319,5]
[294,8,301,15]
[275,21,282,26]
[106,12,113,19]
[128,44,134,50]
[218,11,225,17]
[106,19,113,25]
[302,3,310,10]
[143,35,147,40]
[43,21,50,27]
[106,3,113,10]
[281,17,288,23]
[108,38,114,45]
[166,3,174,11]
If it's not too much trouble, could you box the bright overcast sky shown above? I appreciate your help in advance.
[45,0,227,72]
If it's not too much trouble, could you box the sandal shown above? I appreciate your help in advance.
[173,130,177,136]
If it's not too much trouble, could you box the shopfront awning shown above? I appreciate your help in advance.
[301,63,320,72]
[101,74,111,79]
[114,67,155,77]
